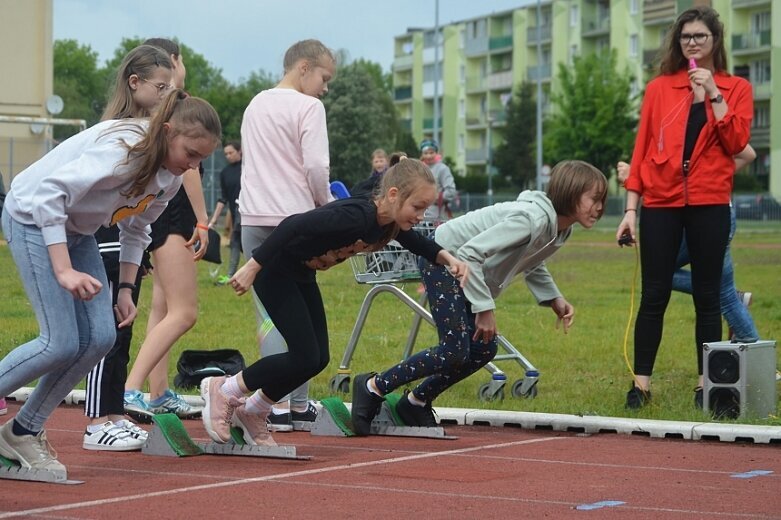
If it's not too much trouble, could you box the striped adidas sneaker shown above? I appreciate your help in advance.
[82,421,144,451]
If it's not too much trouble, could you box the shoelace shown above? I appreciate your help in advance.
[33,430,58,462]
[222,395,244,425]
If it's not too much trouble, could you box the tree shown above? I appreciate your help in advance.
[323,60,398,187]
[493,82,537,190]
[52,40,108,139]
[544,51,637,178]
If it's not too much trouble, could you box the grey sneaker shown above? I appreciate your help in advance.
[148,389,202,419]
[200,376,242,443]
[0,421,67,480]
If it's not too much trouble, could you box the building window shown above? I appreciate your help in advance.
[569,44,578,65]
[629,0,638,15]
[458,134,465,153]
[460,64,465,83]
[459,99,465,118]
[754,105,770,128]
[752,59,771,84]
[570,5,579,28]
[629,35,639,58]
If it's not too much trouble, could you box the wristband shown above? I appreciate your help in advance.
[118,282,137,291]
[196,222,209,231]
[624,208,637,213]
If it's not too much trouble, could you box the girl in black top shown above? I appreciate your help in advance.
[200,158,468,445]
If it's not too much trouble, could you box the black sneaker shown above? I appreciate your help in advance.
[395,391,437,427]
[266,411,293,432]
[351,372,385,436]
[694,387,703,410]
[291,401,318,431]
[625,385,651,409]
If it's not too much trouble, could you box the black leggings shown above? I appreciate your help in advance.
[634,205,730,376]
[241,269,329,402]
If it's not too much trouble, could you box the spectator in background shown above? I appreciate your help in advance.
[209,141,244,284]
[352,148,389,198]
[419,139,456,221]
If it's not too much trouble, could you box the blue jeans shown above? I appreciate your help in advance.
[671,207,759,342]
[0,208,116,431]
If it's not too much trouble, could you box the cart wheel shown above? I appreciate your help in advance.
[329,376,350,394]
[511,379,538,399]
[478,383,504,402]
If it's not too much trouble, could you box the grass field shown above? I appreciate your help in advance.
[1,216,779,425]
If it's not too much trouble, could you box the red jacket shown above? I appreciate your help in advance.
[625,69,753,207]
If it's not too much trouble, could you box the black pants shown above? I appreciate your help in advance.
[242,269,329,402]
[634,205,730,376]
[84,266,143,418]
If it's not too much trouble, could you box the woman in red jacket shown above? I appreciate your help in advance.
[616,6,752,409]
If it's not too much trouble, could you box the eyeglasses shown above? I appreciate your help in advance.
[142,78,173,94]
[679,33,711,45]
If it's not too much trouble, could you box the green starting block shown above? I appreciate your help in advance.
[143,414,308,460]
[0,454,84,485]
[311,396,456,439]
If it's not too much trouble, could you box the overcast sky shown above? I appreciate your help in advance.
[53,0,532,83]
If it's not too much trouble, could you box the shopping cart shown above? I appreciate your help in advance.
[328,222,540,402]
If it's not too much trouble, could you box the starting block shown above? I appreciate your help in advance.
[311,396,456,439]
[142,414,309,460]
[0,454,84,485]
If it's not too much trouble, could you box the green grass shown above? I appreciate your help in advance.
[1,218,779,425]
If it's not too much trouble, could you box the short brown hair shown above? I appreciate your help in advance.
[546,160,607,218]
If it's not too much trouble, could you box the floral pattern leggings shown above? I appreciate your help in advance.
[375,258,498,402]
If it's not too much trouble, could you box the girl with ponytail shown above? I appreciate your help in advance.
[0,90,220,480]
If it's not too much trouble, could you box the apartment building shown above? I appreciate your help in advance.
[392,0,779,197]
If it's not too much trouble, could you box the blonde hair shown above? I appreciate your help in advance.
[546,160,607,218]
[283,39,336,73]
[110,90,221,197]
[102,45,173,121]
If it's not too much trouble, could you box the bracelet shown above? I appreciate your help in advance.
[624,208,637,213]
[196,222,209,231]
[117,282,137,291]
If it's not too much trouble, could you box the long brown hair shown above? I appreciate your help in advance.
[117,90,221,197]
[102,45,173,121]
[659,6,728,75]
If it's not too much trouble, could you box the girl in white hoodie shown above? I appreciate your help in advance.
[352,160,607,435]
[0,91,221,480]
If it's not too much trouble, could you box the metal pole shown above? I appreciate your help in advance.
[487,116,494,204]
[535,0,543,191]
[432,0,440,145]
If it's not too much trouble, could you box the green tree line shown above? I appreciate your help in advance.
[53,38,418,188]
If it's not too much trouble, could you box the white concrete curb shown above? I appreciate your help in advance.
[9,387,780,444]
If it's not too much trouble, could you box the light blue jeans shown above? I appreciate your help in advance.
[0,208,116,431]
[672,206,759,342]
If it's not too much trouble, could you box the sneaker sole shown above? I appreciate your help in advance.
[292,420,314,432]
[125,408,154,424]
[200,378,230,443]
[267,423,294,433]
[82,440,144,452]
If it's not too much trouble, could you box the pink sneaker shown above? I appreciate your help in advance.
[200,376,243,443]
[232,405,277,447]
[0,397,6,416]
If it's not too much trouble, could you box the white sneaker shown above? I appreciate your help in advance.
[0,421,67,479]
[114,419,149,441]
[82,421,144,451]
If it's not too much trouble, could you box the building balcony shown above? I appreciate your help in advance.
[466,147,488,164]
[393,53,414,70]
[466,76,486,93]
[750,126,769,149]
[486,70,513,90]
[732,0,771,8]
[394,86,412,101]
[643,0,675,26]
[489,34,513,51]
[527,63,552,82]
[466,115,486,128]
[399,118,412,132]
[753,82,772,100]
[732,31,771,56]
[465,36,489,56]
[423,117,443,130]
[582,16,610,37]
[527,25,552,45]
[643,48,660,67]
[487,109,507,125]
